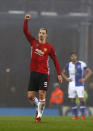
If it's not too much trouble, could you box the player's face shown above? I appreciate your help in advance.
[70,54,78,62]
[38,29,47,42]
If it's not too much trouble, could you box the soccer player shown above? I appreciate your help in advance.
[62,52,92,119]
[23,14,62,122]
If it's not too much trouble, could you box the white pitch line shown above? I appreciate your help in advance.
[41,11,58,16]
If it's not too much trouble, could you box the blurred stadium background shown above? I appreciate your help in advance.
[0,0,93,116]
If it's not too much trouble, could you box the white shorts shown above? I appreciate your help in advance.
[68,86,84,98]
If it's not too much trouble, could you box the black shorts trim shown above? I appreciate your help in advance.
[28,71,49,91]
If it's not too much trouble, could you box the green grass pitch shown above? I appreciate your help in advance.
[0,116,93,131]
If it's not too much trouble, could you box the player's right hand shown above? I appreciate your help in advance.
[66,78,72,82]
[25,14,31,20]
[58,75,63,84]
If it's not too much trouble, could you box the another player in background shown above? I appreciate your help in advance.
[62,52,92,119]
[23,14,62,122]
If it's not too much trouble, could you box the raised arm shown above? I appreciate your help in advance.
[50,46,62,83]
[23,14,35,45]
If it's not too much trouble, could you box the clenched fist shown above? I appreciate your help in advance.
[25,14,31,20]
[58,75,63,84]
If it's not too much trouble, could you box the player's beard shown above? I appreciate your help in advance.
[71,58,77,63]
[40,36,44,42]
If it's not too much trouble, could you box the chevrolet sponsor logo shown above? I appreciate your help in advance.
[35,49,44,55]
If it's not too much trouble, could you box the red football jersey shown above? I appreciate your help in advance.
[23,19,61,75]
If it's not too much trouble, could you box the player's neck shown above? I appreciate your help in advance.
[72,61,78,64]
[39,39,46,44]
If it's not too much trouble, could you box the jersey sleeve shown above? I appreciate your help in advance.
[23,19,36,46]
[49,45,61,75]
[81,61,87,69]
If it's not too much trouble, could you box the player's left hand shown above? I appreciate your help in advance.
[78,78,85,83]
[58,75,63,83]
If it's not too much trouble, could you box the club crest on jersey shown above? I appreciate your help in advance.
[77,65,81,69]
[35,49,44,55]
